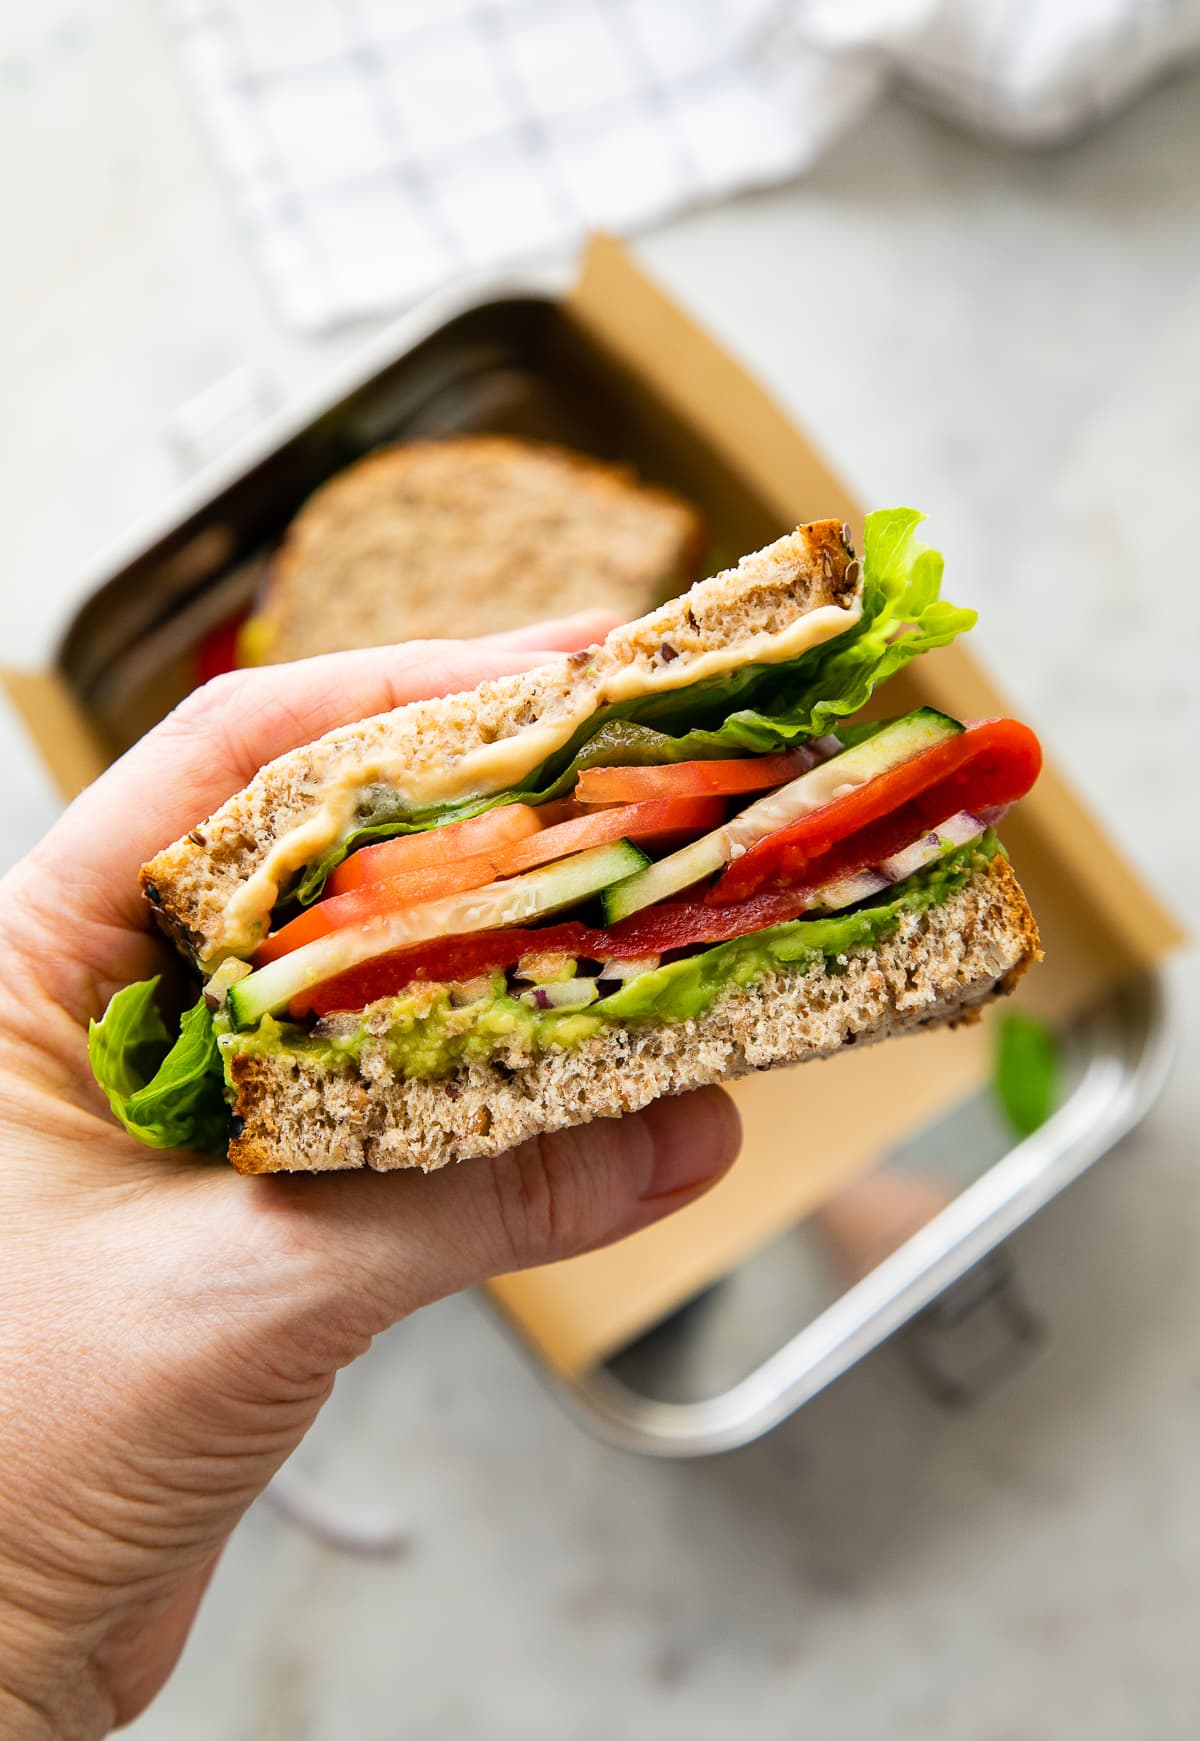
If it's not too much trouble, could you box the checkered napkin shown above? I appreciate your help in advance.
[163,0,1200,333]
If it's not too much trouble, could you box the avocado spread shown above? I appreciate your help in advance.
[219,836,999,1085]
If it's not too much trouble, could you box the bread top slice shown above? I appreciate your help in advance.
[143,520,860,967]
[251,436,707,662]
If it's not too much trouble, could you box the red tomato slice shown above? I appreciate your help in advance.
[574,748,819,806]
[328,803,543,896]
[255,852,504,964]
[489,796,726,877]
[710,718,1042,905]
[260,797,728,965]
[530,800,584,827]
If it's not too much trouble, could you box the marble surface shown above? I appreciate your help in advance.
[3,5,1199,1737]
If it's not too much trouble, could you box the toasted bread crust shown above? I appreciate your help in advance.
[225,854,1040,1175]
[143,520,859,963]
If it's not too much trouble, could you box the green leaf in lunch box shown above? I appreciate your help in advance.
[993,1011,1060,1139]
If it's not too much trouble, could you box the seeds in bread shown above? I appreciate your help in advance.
[224,853,1040,1175]
[253,437,708,662]
[144,520,860,964]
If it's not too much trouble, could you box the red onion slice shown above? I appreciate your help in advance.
[595,955,660,983]
[520,979,600,1012]
[811,868,892,909]
[877,811,984,883]
[808,734,845,761]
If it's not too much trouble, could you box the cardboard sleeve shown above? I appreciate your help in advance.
[486,238,1184,1378]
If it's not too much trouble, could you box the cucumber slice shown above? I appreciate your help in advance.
[603,708,962,924]
[603,832,728,924]
[227,838,649,1028]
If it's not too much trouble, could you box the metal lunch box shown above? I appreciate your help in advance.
[19,256,1179,1484]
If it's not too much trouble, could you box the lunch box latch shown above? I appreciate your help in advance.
[165,368,279,473]
[902,1247,1046,1408]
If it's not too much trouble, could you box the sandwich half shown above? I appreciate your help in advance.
[243,436,706,662]
[91,510,1042,1173]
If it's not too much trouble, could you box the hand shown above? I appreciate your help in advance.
[0,619,740,1738]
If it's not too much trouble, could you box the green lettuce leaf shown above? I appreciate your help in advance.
[294,508,975,903]
[88,979,229,1154]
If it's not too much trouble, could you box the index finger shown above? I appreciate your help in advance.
[38,618,614,928]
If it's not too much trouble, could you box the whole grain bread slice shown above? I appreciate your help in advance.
[224,853,1040,1175]
[144,519,860,965]
[251,437,707,662]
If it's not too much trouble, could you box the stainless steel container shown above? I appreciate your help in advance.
[537,973,1172,1456]
[35,267,1178,1469]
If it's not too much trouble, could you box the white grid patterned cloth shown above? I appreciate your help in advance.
[163,0,1200,332]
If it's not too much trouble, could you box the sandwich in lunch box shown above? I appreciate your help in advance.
[91,509,1043,1173]
[242,435,706,662]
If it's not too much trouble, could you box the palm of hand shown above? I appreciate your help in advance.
[0,626,739,1734]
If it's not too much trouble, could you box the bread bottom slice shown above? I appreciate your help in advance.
[227,854,1040,1175]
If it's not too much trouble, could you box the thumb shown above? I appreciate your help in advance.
[252,1088,742,1363]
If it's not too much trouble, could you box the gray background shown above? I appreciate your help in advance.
[2,5,1198,1737]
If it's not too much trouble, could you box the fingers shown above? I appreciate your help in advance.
[32,600,623,941]
[247,1089,742,1362]
[483,609,620,651]
[35,637,585,927]
[42,613,621,920]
